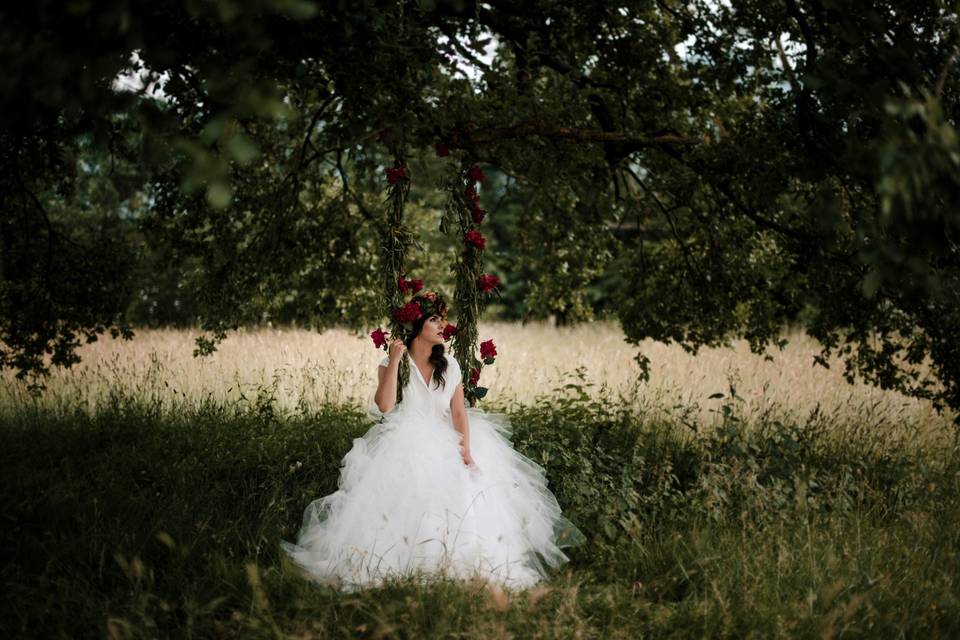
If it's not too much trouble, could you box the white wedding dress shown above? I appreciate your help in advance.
[281,352,583,591]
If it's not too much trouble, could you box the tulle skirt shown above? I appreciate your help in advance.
[281,404,583,591]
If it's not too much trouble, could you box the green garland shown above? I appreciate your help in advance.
[440,158,497,407]
[380,151,413,404]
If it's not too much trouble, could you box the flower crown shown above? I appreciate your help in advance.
[392,284,448,325]
[370,282,456,350]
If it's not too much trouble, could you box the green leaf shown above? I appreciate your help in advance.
[861,269,882,299]
[483,356,495,365]
[226,134,260,165]
[275,0,319,19]
[206,181,233,209]
[601,518,618,540]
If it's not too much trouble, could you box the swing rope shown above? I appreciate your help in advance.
[380,149,413,404]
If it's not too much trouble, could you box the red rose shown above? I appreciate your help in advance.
[442,323,458,340]
[478,274,500,293]
[464,184,480,203]
[398,277,423,294]
[469,367,481,386]
[465,229,486,250]
[435,143,450,157]
[370,327,388,348]
[392,301,422,323]
[470,204,485,225]
[386,166,407,184]
[467,164,486,182]
[480,339,497,359]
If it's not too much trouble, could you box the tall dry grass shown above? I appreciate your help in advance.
[2,322,953,443]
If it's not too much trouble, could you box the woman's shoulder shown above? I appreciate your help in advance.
[444,351,461,374]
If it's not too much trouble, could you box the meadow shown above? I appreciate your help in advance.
[2,322,958,638]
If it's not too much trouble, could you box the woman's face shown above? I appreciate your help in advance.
[417,314,447,347]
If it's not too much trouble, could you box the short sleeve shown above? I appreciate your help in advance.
[445,353,462,384]
[379,356,390,367]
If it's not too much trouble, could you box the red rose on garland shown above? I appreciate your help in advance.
[370,328,388,348]
[392,301,422,323]
[398,277,423,294]
[470,204,485,224]
[465,229,486,250]
[467,164,486,182]
[464,184,480,204]
[435,143,449,157]
[480,339,497,359]
[478,274,500,293]
[441,323,458,340]
[386,166,407,184]
[469,367,481,386]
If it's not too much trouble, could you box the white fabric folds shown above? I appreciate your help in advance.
[281,353,583,591]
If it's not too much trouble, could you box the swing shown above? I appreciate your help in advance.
[376,148,498,407]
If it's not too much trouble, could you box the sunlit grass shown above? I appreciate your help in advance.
[2,322,953,445]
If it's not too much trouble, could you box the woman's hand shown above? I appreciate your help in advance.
[387,337,406,363]
[461,446,477,468]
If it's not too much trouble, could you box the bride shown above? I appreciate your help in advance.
[281,290,583,591]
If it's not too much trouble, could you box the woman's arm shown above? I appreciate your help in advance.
[450,383,476,467]
[374,339,405,414]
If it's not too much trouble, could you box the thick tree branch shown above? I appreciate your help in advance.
[446,121,702,150]
[784,0,829,163]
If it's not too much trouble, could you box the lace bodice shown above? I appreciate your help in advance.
[377,352,463,420]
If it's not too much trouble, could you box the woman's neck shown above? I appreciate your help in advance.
[408,339,432,363]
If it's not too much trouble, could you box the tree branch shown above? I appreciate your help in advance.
[297,94,339,170]
[436,24,493,77]
[935,26,960,98]
[334,147,375,222]
[446,121,702,150]
[658,146,812,243]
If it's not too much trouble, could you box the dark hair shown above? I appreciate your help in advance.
[405,314,447,390]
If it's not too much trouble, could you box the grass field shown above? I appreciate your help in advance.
[3,322,954,438]
[2,324,958,638]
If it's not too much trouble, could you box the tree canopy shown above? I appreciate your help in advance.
[2,0,959,418]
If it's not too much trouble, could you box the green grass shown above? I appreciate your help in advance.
[1,387,958,638]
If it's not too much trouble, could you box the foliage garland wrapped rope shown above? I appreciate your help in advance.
[378,152,413,404]
[440,158,501,407]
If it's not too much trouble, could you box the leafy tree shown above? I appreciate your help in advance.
[2,0,959,419]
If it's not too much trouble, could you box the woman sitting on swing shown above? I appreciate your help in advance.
[282,288,583,591]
